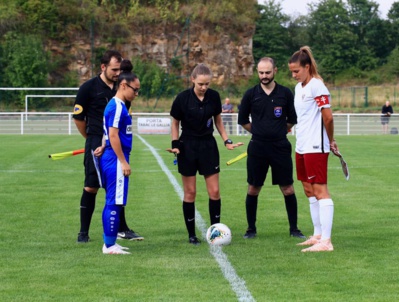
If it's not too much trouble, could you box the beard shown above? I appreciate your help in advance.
[260,76,274,86]
[104,69,118,83]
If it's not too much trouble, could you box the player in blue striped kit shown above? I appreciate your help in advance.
[96,59,140,254]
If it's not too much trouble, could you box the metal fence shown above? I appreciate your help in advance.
[0,112,398,135]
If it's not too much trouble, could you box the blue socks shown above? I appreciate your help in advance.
[102,204,122,248]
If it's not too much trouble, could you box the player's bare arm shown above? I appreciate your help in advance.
[241,123,251,133]
[109,127,131,176]
[74,119,87,139]
[321,107,339,156]
[93,136,106,157]
[214,114,243,150]
[166,118,181,154]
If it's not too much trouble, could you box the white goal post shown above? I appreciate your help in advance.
[0,87,78,119]
[24,95,76,120]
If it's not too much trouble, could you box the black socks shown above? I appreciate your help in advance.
[183,201,196,238]
[209,198,221,225]
[118,206,129,232]
[245,194,258,232]
[79,189,96,233]
[284,194,298,231]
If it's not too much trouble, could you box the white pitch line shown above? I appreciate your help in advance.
[136,135,255,302]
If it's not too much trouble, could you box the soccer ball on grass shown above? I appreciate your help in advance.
[206,223,232,246]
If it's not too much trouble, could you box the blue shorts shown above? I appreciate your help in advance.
[100,149,130,206]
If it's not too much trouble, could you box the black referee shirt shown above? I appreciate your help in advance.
[73,75,117,136]
[170,87,222,138]
[238,82,297,141]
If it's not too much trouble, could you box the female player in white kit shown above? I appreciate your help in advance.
[98,59,140,254]
[289,46,340,252]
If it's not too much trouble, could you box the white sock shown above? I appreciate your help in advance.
[319,198,334,240]
[308,196,321,236]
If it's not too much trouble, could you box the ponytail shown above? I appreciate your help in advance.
[117,59,138,87]
[289,46,323,81]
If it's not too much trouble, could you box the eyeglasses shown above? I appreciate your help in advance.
[126,83,140,94]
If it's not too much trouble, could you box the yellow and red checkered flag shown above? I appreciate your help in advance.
[48,148,85,160]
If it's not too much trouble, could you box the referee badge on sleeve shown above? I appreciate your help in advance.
[73,105,83,114]
[274,107,282,117]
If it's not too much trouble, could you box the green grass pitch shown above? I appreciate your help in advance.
[0,134,398,301]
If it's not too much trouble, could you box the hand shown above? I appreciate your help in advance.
[166,148,180,154]
[225,142,244,150]
[330,140,340,157]
[93,145,105,157]
[121,162,131,177]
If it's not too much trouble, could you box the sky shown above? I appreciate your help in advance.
[258,0,396,19]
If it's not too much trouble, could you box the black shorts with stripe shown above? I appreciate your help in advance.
[84,135,103,188]
[177,136,220,176]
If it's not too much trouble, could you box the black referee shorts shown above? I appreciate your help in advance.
[177,137,220,177]
[247,138,294,187]
[84,135,103,188]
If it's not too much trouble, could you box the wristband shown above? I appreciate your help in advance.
[172,140,180,149]
[224,139,233,146]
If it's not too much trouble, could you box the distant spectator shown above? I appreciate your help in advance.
[222,97,234,135]
[381,100,393,134]
[237,104,247,135]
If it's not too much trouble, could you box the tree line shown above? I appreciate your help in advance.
[0,0,398,109]
[255,0,399,86]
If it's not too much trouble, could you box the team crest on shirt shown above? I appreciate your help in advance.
[126,125,132,134]
[315,95,330,107]
[274,107,282,117]
[73,105,83,114]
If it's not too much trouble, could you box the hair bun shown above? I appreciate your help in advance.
[120,59,133,73]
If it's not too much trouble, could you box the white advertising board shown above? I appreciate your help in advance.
[137,117,171,134]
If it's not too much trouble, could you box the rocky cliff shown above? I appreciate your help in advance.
[50,21,256,86]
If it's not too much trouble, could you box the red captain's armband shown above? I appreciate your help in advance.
[315,95,330,107]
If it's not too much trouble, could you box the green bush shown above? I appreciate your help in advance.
[387,46,399,76]
[2,32,49,108]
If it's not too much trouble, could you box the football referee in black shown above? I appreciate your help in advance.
[168,63,242,245]
[238,57,305,239]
